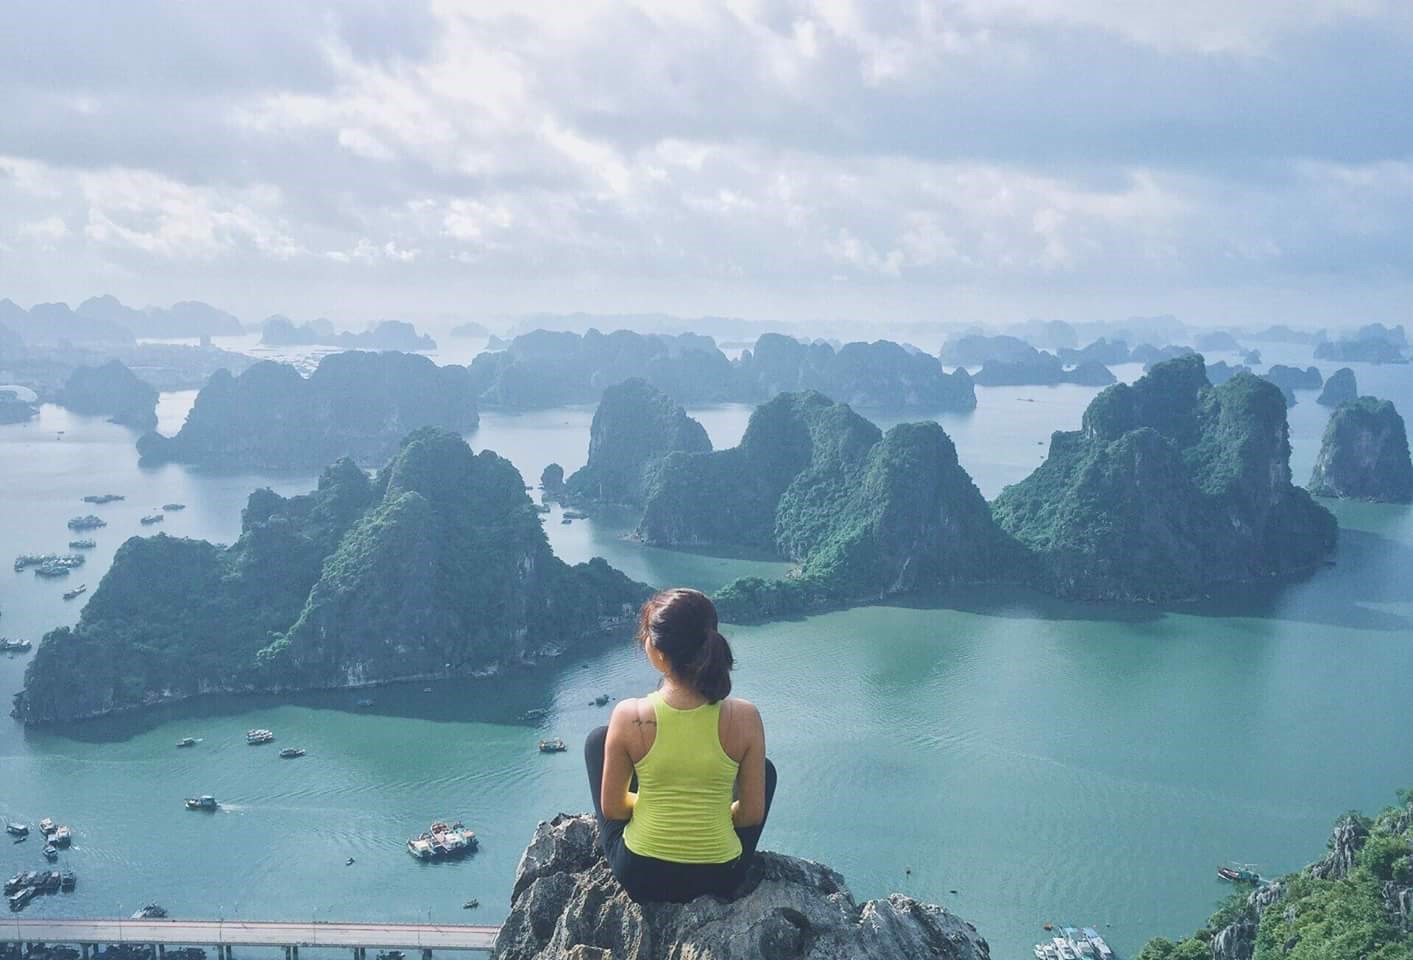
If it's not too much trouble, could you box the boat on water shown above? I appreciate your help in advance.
[278,747,305,759]
[376,952,405,960]
[1082,928,1114,960]
[1218,863,1262,883]
[42,843,58,862]
[9,885,37,911]
[1052,937,1077,960]
[0,638,33,653]
[591,694,611,706]
[68,539,96,550]
[60,871,75,891]
[4,822,28,837]
[140,514,164,525]
[82,494,124,504]
[67,515,107,531]
[462,899,479,909]
[133,903,168,919]
[406,820,478,861]
[246,728,275,745]
[176,737,197,748]
[538,738,568,753]
[15,553,58,571]
[162,503,186,511]
[52,825,72,847]
[62,584,87,600]
[563,510,588,520]
[184,795,219,811]
[38,818,56,836]
[34,562,72,578]
[354,698,374,708]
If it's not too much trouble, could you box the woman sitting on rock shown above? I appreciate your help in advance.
[585,587,777,903]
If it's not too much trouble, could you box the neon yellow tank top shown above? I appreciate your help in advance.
[622,690,742,864]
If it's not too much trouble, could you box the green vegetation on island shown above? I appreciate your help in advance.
[565,379,712,506]
[994,355,1336,600]
[1318,368,1359,407]
[13,429,650,725]
[1308,397,1413,503]
[137,351,478,470]
[1136,791,1413,960]
[56,359,159,430]
[615,356,1336,618]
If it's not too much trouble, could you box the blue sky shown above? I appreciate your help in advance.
[1,0,1410,331]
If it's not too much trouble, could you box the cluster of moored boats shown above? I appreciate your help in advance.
[5,868,76,911]
[1034,926,1114,960]
[406,820,479,861]
[0,637,33,653]
[15,553,86,577]
[3,815,75,867]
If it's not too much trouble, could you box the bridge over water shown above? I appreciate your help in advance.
[1,919,500,958]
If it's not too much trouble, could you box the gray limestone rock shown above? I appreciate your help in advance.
[491,814,991,960]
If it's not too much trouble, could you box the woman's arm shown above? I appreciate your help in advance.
[729,700,767,828]
[600,699,641,821]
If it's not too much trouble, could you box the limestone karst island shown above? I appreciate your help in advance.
[2,5,1411,960]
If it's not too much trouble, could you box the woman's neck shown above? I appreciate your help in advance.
[658,676,707,709]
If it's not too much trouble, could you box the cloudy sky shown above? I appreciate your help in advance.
[2,0,1411,331]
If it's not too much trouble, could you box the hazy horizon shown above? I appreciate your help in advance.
[3,2,1412,333]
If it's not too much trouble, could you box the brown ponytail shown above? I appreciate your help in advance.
[638,588,734,703]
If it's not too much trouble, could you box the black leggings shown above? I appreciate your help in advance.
[584,725,777,903]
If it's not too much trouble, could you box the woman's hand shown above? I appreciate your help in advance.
[601,699,642,821]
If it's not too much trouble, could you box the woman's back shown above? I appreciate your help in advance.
[622,690,741,864]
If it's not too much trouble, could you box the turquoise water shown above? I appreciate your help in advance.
[1,349,1410,959]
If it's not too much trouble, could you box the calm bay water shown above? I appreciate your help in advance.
[1,346,1410,959]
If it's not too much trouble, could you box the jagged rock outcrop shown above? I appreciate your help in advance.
[1210,881,1286,960]
[1057,338,1130,366]
[1308,814,1371,881]
[1317,367,1358,407]
[137,351,478,470]
[939,334,1038,367]
[77,295,243,338]
[491,814,991,960]
[637,392,882,552]
[740,335,975,412]
[55,359,159,430]
[993,355,1337,600]
[1205,360,1251,386]
[540,463,564,495]
[14,430,649,725]
[565,379,711,505]
[1308,397,1413,503]
[0,384,38,424]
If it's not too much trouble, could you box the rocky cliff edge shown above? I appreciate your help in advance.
[491,814,991,960]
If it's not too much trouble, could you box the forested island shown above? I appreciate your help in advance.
[1315,323,1409,364]
[260,315,437,351]
[564,379,712,506]
[1136,791,1413,960]
[1308,397,1413,503]
[1317,368,1358,407]
[468,329,977,412]
[55,359,159,430]
[603,355,1336,618]
[137,351,478,470]
[14,429,649,726]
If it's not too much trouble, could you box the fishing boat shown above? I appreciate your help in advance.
[132,903,168,919]
[0,638,33,653]
[68,539,96,550]
[62,584,87,600]
[67,515,107,531]
[278,747,305,759]
[246,728,275,745]
[462,899,479,909]
[4,822,27,837]
[82,494,124,504]
[184,796,219,811]
[52,825,72,847]
[1052,938,1077,960]
[1218,863,1262,883]
[42,843,58,862]
[38,818,56,836]
[9,885,37,910]
[176,737,197,748]
[538,738,568,753]
[60,871,75,891]
[162,503,186,511]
